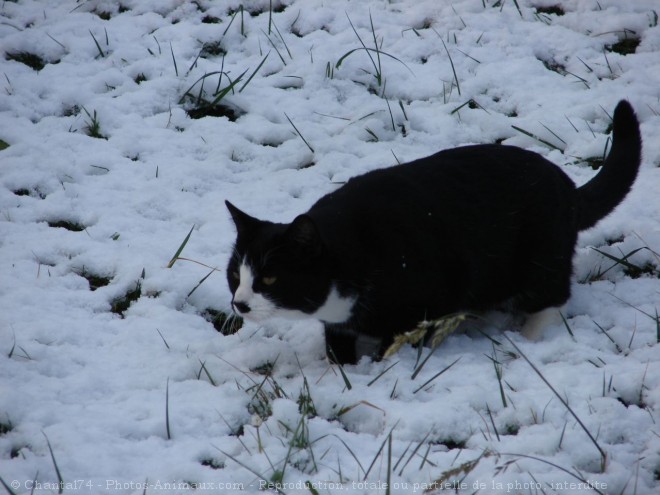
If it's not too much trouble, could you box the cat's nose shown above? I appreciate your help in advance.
[233,301,250,314]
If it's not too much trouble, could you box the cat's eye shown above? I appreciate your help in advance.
[262,276,277,286]
[232,271,240,281]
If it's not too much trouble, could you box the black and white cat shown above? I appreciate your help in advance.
[225,100,641,364]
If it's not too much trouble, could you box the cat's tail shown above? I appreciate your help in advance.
[576,100,642,231]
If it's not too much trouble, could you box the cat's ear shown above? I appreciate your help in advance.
[226,200,261,237]
[286,215,322,257]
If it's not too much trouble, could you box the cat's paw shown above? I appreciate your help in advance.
[521,306,565,341]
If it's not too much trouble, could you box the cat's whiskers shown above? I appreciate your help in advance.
[219,309,242,335]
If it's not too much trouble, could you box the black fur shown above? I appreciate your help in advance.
[226,100,641,364]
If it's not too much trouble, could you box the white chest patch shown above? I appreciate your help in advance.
[271,287,355,324]
[311,286,356,323]
[231,261,355,324]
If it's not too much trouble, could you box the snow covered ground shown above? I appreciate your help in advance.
[1,0,660,493]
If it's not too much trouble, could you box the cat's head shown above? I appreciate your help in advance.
[225,200,336,323]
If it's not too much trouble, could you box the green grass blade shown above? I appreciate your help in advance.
[385,433,392,495]
[333,361,352,391]
[558,420,568,449]
[156,328,170,350]
[603,48,613,75]
[272,20,292,59]
[456,47,480,63]
[384,97,395,131]
[365,127,379,142]
[216,448,286,494]
[565,115,579,132]
[609,293,658,321]
[329,434,366,476]
[413,357,461,394]
[498,452,606,495]
[512,0,523,17]
[488,350,507,408]
[335,47,413,75]
[222,9,238,36]
[268,0,273,34]
[503,335,607,470]
[325,349,352,390]
[419,443,432,470]
[198,360,217,386]
[364,421,399,479]
[450,99,472,114]
[166,225,194,268]
[344,13,378,81]
[215,56,226,93]
[593,320,623,353]
[539,123,566,144]
[212,68,248,104]
[239,53,270,93]
[195,75,205,105]
[367,361,398,387]
[178,71,222,104]
[335,47,365,69]
[89,30,105,57]
[170,42,178,77]
[7,332,16,358]
[511,124,564,151]
[398,428,432,475]
[0,476,19,495]
[592,247,647,275]
[486,404,500,441]
[165,378,171,440]
[261,31,286,65]
[438,35,460,96]
[411,344,439,380]
[43,432,64,494]
[285,112,315,153]
[187,267,217,298]
[559,312,576,340]
[369,11,383,85]
[390,378,398,399]
[398,100,408,120]
[410,315,465,379]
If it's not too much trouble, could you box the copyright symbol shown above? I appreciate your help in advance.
[10,481,20,489]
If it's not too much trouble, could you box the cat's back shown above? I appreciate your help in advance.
[312,143,574,216]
